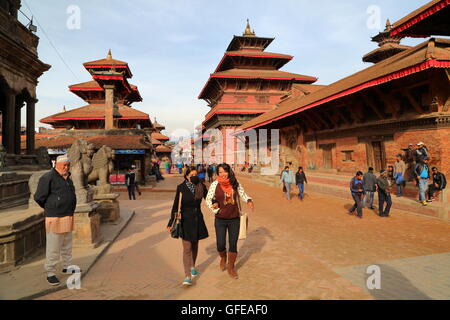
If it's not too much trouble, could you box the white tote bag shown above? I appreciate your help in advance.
[238,199,248,240]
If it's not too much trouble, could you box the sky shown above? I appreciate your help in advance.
[20,0,429,140]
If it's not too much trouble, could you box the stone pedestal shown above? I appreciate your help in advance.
[73,202,102,248]
[0,207,45,273]
[93,193,121,223]
[0,171,31,211]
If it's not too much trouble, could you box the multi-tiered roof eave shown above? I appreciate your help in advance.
[41,50,149,129]
[198,21,318,104]
[389,0,450,38]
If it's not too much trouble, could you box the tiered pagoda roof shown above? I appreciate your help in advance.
[41,50,149,129]
[363,19,411,64]
[198,20,317,101]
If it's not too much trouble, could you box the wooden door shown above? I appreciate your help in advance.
[371,141,385,171]
[323,145,333,169]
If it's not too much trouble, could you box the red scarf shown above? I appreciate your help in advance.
[217,176,234,201]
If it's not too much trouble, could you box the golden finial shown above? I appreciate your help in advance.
[63,105,66,112]
[243,19,256,36]
[107,49,112,60]
[385,19,392,31]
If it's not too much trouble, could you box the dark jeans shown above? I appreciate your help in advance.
[349,193,363,217]
[378,191,392,216]
[215,217,240,253]
[428,185,442,199]
[297,183,305,200]
[127,185,136,200]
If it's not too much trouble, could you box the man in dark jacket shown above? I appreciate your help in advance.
[428,167,447,202]
[125,166,137,200]
[376,170,392,217]
[34,155,77,286]
[362,167,377,209]
[348,171,364,218]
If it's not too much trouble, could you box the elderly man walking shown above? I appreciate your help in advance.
[34,155,77,286]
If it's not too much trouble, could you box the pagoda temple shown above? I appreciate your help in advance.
[36,50,171,183]
[198,20,318,163]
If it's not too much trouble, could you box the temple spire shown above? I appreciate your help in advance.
[107,49,112,60]
[385,19,392,31]
[243,19,256,37]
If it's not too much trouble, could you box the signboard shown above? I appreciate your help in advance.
[47,148,68,155]
[110,174,125,185]
[115,149,145,155]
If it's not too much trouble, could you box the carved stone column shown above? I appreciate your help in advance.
[4,90,16,154]
[26,99,36,155]
[14,97,23,155]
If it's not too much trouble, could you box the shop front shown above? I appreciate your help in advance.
[111,149,146,185]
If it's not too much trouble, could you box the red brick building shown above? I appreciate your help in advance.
[237,0,450,220]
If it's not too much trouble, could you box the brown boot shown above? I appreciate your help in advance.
[219,251,227,271]
[227,252,238,279]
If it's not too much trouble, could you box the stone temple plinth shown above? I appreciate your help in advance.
[93,193,121,223]
[73,202,103,248]
[0,206,45,273]
[0,172,31,211]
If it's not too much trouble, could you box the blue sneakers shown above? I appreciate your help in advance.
[182,277,192,286]
[191,268,199,278]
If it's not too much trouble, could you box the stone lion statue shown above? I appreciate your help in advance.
[68,139,95,204]
[88,145,114,195]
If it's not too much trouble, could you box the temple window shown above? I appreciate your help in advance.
[342,150,354,162]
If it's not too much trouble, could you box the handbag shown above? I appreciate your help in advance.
[237,197,248,240]
[170,192,183,239]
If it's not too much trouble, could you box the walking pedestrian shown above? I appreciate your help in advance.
[295,167,308,201]
[362,167,377,209]
[125,166,137,200]
[414,159,431,206]
[167,167,209,286]
[394,154,406,197]
[205,163,254,279]
[348,171,364,218]
[280,166,295,200]
[427,167,447,202]
[377,170,392,217]
[207,165,213,182]
[34,154,77,286]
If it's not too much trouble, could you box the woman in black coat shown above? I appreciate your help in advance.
[167,167,209,286]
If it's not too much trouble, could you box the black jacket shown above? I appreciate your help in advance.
[34,169,77,218]
[168,181,209,242]
[376,176,390,194]
[295,172,308,185]
[432,172,447,190]
[414,163,431,178]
